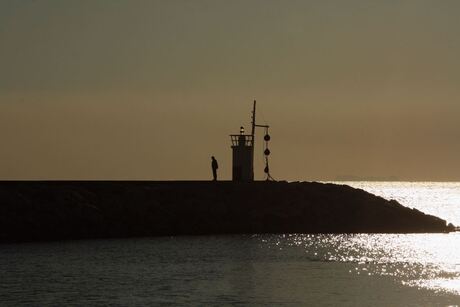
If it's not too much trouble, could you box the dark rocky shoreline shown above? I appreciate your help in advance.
[0,181,455,243]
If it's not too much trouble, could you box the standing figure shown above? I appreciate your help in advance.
[211,156,219,181]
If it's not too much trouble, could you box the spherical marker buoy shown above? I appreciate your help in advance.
[264,148,270,156]
[264,134,271,141]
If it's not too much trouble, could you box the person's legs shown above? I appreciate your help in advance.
[213,169,217,181]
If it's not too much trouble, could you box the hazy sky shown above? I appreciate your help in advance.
[1,0,460,180]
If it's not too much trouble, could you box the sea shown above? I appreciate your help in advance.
[0,182,459,306]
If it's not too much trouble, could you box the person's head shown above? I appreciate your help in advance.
[211,156,215,160]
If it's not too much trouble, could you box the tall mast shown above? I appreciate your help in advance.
[251,100,256,180]
[251,100,256,138]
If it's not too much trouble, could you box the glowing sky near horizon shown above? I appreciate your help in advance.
[1,0,460,180]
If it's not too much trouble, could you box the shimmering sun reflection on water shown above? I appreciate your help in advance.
[262,233,460,295]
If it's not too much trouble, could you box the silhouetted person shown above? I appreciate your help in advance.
[211,156,219,181]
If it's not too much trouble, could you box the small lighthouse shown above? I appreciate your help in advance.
[230,125,254,181]
[230,100,273,182]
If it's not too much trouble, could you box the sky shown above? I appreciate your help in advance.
[1,0,460,181]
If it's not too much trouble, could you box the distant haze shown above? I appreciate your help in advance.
[1,1,460,181]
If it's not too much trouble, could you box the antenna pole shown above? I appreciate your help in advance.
[251,100,256,138]
[251,100,256,181]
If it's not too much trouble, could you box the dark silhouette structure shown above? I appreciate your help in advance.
[211,156,218,181]
[230,100,273,182]
[0,181,455,243]
[230,127,253,181]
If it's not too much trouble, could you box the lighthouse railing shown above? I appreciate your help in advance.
[230,134,253,147]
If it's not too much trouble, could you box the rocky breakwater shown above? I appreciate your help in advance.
[0,181,455,243]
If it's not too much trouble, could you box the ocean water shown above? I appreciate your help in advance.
[0,182,459,306]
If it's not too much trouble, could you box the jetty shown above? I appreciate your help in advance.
[0,180,455,243]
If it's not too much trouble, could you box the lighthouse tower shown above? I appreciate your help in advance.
[230,100,272,182]
[230,125,254,181]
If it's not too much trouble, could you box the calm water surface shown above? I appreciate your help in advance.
[0,182,459,306]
